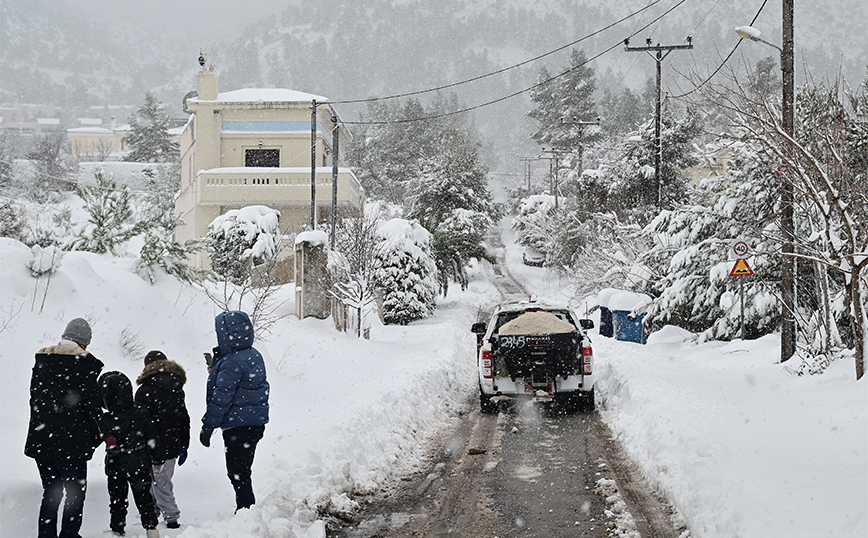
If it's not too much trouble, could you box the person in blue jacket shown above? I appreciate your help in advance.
[199,311,269,511]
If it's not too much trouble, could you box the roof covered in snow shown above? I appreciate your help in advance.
[207,88,329,104]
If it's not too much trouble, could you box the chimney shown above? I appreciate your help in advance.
[110,116,116,130]
[198,67,219,101]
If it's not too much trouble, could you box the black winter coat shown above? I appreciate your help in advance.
[135,359,190,462]
[25,341,104,461]
[99,371,160,464]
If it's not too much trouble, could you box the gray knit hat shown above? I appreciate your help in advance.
[62,318,92,348]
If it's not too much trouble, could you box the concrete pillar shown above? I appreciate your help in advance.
[294,234,329,319]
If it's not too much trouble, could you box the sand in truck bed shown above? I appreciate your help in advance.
[499,310,576,335]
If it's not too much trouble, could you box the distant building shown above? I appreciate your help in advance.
[67,117,184,162]
[175,66,364,269]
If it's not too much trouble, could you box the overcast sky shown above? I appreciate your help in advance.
[63,0,294,44]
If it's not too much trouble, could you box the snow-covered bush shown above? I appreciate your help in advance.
[206,205,281,285]
[373,218,437,325]
[26,244,64,276]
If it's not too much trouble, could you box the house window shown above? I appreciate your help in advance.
[245,149,279,167]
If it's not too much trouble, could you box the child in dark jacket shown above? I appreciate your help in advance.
[98,371,161,538]
[135,350,190,529]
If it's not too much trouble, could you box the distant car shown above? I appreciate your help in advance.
[522,247,545,267]
[471,301,595,413]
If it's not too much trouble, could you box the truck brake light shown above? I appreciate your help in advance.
[582,345,593,375]
[481,349,493,378]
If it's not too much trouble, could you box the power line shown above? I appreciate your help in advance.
[343,0,692,126]
[328,0,668,106]
[670,0,770,99]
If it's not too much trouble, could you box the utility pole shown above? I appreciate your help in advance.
[310,99,318,230]
[541,148,569,209]
[518,156,540,191]
[331,115,340,249]
[624,36,693,207]
[780,0,796,362]
[560,117,601,174]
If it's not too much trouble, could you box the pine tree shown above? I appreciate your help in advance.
[528,49,600,151]
[406,127,499,294]
[71,169,146,254]
[123,92,180,163]
[373,218,437,324]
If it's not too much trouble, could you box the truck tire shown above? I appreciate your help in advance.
[479,388,498,414]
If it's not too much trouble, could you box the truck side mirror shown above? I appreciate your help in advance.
[471,322,487,334]
[579,319,595,330]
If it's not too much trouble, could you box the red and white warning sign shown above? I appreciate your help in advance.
[729,258,755,277]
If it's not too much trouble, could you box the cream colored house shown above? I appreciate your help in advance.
[175,67,364,268]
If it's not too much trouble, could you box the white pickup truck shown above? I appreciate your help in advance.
[471,302,595,413]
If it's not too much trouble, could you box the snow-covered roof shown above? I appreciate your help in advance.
[206,88,329,104]
[78,118,103,126]
[597,288,651,312]
[67,126,114,134]
[37,118,60,125]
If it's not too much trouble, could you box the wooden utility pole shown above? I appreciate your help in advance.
[560,117,600,174]
[780,0,796,362]
[624,37,693,207]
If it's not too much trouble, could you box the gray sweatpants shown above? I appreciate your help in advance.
[151,458,180,524]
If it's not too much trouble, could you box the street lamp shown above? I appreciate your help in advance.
[735,19,796,362]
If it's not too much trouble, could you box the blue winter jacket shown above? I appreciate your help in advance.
[201,311,269,435]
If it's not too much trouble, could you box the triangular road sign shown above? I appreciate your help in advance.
[729,258,755,277]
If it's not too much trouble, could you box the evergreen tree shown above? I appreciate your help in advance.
[406,127,499,294]
[603,104,702,218]
[71,169,146,254]
[528,49,600,151]
[123,92,180,163]
[26,131,76,202]
[206,206,281,286]
[373,218,437,324]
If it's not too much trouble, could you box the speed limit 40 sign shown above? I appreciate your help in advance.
[731,239,750,259]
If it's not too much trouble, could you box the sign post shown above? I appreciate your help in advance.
[728,241,755,340]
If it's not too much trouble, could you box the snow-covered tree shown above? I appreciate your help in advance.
[70,169,145,254]
[528,49,600,156]
[406,126,499,293]
[637,145,782,340]
[512,194,556,256]
[123,92,180,163]
[693,73,867,379]
[602,105,702,217]
[206,206,281,285]
[373,218,437,324]
[26,131,76,202]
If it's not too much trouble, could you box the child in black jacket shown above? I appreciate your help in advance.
[98,371,161,538]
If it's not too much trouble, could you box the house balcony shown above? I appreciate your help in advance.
[196,166,364,210]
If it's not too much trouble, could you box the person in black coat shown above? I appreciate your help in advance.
[134,350,190,529]
[98,371,161,538]
[25,317,104,538]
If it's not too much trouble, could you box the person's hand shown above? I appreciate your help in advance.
[178,449,188,466]
[154,463,165,473]
[104,435,118,451]
[199,430,211,448]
